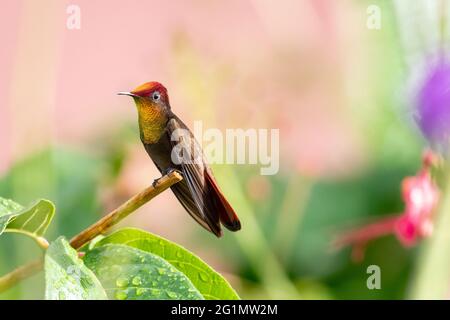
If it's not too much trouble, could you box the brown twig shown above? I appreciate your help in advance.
[70,170,182,249]
[0,170,183,293]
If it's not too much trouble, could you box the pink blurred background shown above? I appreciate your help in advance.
[0,0,369,176]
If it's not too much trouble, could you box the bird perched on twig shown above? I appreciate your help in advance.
[119,82,241,237]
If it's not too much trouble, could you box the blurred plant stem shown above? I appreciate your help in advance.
[0,171,183,294]
[215,167,301,299]
[409,165,450,299]
[0,259,42,293]
[272,175,311,263]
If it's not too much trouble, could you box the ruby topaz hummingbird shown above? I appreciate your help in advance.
[118,82,241,237]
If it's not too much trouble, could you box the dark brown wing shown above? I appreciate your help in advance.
[166,116,240,237]
[167,117,222,236]
[170,179,222,236]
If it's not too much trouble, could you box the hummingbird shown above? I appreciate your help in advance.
[118,82,241,237]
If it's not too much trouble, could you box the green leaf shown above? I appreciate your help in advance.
[84,244,203,300]
[45,237,107,300]
[0,197,55,238]
[93,228,240,300]
[6,200,55,237]
[0,198,23,234]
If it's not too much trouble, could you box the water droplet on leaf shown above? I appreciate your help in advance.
[199,272,209,282]
[166,291,178,299]
[132,276,142,286]
[136,288,145,296]
[157,268,165,275]
[115,290,128,300]
[116,277,129,287]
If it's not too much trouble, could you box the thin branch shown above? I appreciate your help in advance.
[70,170,182,249]
[0,170,183,294]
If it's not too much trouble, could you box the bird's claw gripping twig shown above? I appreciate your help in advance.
[153,168,180,188]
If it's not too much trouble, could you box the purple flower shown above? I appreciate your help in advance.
[416,58,450,149]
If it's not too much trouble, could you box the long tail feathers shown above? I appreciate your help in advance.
[205,171,241,232]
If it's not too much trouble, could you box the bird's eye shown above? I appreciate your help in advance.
[152,91,161,101]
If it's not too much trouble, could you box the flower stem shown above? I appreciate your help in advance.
[0,170,183,294]
[409,167,450,299]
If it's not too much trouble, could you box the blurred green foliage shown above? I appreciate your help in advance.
[0,148,103,299]
[207,162,421,299]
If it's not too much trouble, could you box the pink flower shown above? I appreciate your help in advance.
[334,150,440,262]
[395,164,438,246]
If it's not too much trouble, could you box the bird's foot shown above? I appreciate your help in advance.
[152,168,179,188]
[163,167,179,176]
